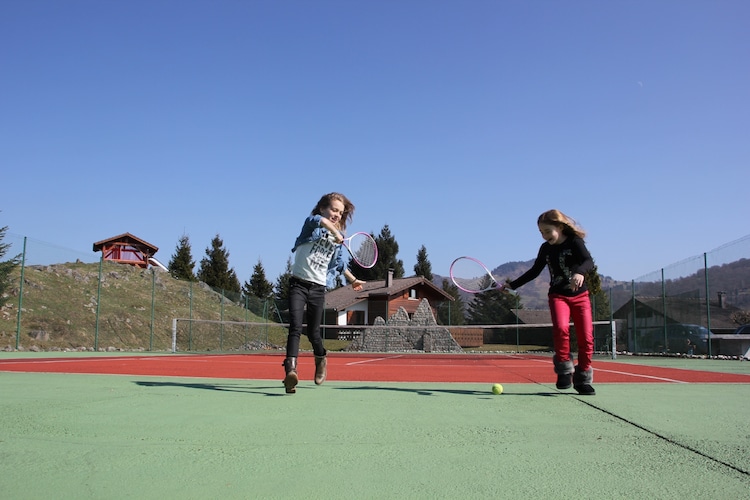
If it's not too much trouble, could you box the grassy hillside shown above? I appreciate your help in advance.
[0,261,289,352]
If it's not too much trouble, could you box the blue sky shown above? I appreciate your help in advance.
[2,1,748,284]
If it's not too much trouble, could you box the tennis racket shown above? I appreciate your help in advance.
[449,256,505,293]
[342,232,378,269]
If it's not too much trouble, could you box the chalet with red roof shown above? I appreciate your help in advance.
[324,271,454,327]
[92,232,164,270]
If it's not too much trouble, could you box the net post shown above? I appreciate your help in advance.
[610,319,617,359]
[171,318,177,353]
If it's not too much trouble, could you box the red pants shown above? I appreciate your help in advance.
[549,291,593,371]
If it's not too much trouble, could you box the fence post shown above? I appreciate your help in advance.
[220,290,225,351]
[515,293,521,351]
[171,318,177,353]
[15,236,27,350]
[189,281,193,350]
[95,254,103,351]
[263,298,276,345]
[661,268,667,352]
[631,280,636,352]
[704,252,712,357]
[609,286,616,359]
[150,268,156,351]
[244,295,249,346]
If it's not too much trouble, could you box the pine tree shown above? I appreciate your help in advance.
[275,257,293,304]
[354,225,405,281]
[413,245,433,281]
[167,234,197,281]
[466,276,519,324]
[273,257,294,323]
[0,222,21,309]
[586,262,610,321]
[197,234,241,293]
[438,278,465,326]
[243,259,274,299]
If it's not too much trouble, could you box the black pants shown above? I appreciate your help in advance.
[286,278,327,358]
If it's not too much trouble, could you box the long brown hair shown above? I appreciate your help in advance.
[311,192,355,231]
[537,209,586,240]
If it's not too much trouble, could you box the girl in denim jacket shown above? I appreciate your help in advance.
[283,192,365,394]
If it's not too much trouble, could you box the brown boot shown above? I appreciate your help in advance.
[282,357,298,394]
[314,355,327,385]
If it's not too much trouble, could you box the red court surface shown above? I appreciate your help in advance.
[2,353,749,384]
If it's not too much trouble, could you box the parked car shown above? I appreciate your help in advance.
[732,324,750,335]
[637,324,711,355]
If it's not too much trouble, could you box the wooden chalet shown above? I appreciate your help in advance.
[612,294,740,334]
[92,232,160,269]
[612,294,749,355]
[324,272,454,327]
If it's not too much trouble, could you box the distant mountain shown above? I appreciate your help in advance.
[434,258,750,311]
[488,261,548,308]
[432,259,554,309]
[435,260,630,310]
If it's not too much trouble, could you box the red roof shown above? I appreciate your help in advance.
[324,276,454,311]
[92,232,159,253]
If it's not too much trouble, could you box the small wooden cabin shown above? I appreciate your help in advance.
[92,232,159,269]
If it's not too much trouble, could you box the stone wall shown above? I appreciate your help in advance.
[347,299,462,353]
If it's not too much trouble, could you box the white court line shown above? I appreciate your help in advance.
[0,358,149,364]
[346,355,405,366]
[594,368,688,383]
[513,357,690,383]
[343,354,551,368]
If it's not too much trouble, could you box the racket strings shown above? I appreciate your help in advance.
[353,238,377,267]
[450,257,498,293]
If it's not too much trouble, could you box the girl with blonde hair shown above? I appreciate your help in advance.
[503,209,596,395]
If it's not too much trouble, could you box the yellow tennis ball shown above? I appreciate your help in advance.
[491,383,503,395]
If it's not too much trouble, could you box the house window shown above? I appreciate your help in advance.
[409,289,417,299]
[347,310,365,325]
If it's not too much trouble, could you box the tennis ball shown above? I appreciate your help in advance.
[491,383,503,395]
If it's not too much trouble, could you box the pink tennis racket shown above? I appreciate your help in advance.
[342,232,378,269]
[449,256,504,293]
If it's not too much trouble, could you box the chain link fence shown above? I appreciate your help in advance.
[2,232,749,355]
[609,235,750,356]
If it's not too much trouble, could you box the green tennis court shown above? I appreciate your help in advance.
[2,353,749,499]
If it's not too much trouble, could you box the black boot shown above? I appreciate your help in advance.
[554,358,574,390]
[573,366,595,395]
[282,357,298,394]
[556,373,573,390]
[314,355,327,385]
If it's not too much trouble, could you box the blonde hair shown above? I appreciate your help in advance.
[311,192,355,231]
[537,209,586,240]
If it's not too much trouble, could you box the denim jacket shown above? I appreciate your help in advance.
[291,215,351,289]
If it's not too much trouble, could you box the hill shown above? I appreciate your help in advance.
[0,261,286,352]
[434,259,750,311]
[489,260,624,309]
[434,259,624,310]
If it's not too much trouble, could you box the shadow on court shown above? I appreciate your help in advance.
[132,380,563,398]
[335,385,562,397]
[134,380,285,396]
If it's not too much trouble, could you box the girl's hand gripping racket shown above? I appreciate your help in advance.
[449,256,507,293]
[342,232,378,269]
